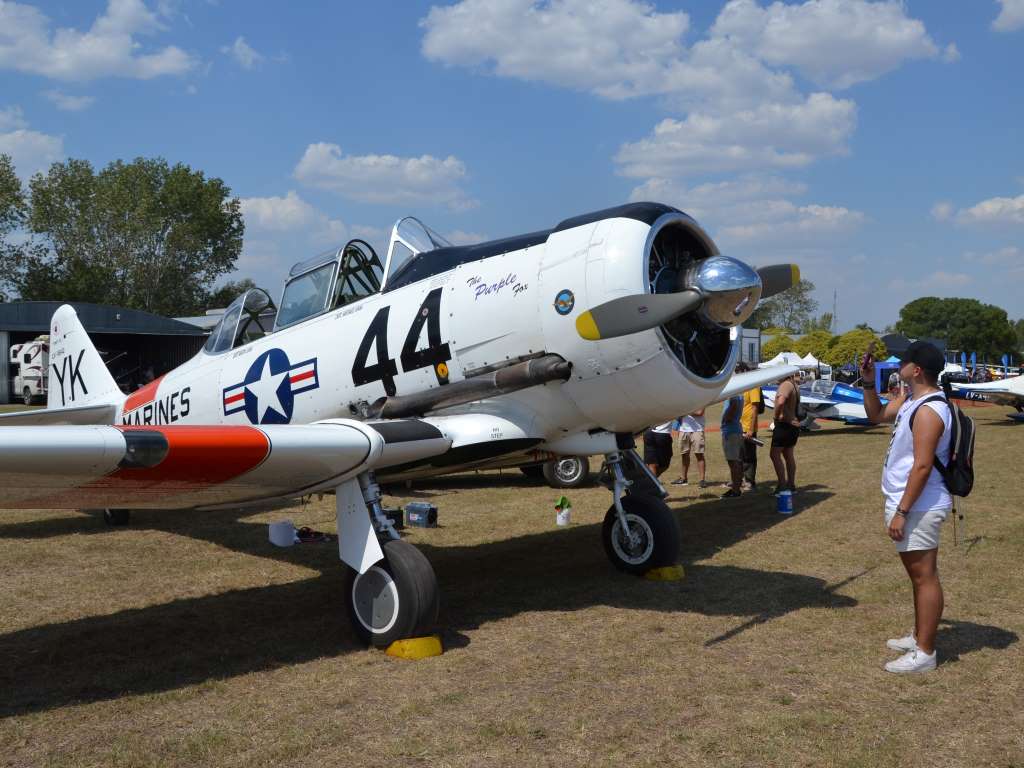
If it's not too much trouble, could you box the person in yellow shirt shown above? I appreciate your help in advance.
[738,362,764,491]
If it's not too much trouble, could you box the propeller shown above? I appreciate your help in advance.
[757,263,801,299]
[575,257,800,342]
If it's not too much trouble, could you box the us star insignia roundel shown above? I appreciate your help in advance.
[222,348,320,424]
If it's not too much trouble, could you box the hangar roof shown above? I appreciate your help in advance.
[0,301,206,336]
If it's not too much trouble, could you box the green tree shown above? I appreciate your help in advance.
[761,333,796,361]
[794,330,835,359]
[3,157,244,316]
[0,154,27,303]
[895,297,1016,358]
[822,329,887,368]
[804,312,834,333]
[1014,319,1024,354]
[746,279,818,332]
[207,277,257,309]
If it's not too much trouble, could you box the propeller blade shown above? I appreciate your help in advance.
[576,290,703,341]
[757,264,801,299]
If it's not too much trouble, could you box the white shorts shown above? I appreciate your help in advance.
[884,505,950,552]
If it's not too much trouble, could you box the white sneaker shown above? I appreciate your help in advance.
[884,648,937,674]
[886,631,916,652]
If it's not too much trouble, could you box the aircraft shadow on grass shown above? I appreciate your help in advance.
[0,485,1009,717]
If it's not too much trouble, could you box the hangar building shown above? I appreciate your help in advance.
[0,301,206,405]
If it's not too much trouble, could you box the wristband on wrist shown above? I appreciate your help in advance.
[863,383,875,390]
[895,507,907,517]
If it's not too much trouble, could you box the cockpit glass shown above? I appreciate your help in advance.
[203,288,277,354]
[204,300,243,354]
[384,217,453,287]
[276,262,336,328]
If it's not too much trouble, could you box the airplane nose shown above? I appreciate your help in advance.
[688,255,762,328]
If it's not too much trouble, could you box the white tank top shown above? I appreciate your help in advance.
[882,393,953,512]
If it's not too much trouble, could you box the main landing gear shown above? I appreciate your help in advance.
[598,450,680,574]
[343,473,439,649]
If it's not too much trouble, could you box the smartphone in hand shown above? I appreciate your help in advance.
[861,340,877,371]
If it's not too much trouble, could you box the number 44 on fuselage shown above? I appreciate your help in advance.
[0,202,800,649]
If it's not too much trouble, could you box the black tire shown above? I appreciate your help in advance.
[345,539,439,648]
[519,464,545,480]
[542,456,590,489]
[23,387,32,406]
[601,495,680,574]
[103,508,131,526]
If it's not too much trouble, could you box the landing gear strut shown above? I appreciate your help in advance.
[598,450,679,574]
[341,472,439,648]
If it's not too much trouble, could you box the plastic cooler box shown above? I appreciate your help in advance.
[405,502,438,528]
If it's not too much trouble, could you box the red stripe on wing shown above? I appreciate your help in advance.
[73,426,271,503]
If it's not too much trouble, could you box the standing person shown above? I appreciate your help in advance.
[861,341,951,674]
[643,421,674,478]
[770,372,801,495]
[672,409,706,487]
[720,393,744,498]
[738,363,763,491]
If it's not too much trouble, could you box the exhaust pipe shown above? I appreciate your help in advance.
[371,354,571,419]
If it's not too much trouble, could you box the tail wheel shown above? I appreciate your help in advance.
[103,509,131,526]
[601,495,680,574]
[345,539,439,648]
[543,456,590,488]
[23,387,33,406]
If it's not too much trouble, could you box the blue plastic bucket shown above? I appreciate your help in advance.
[777,490,794,515]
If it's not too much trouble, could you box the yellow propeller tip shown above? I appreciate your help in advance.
[791,264,801,284]
[575,311,601,341]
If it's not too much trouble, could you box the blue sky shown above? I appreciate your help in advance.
[1,0,1021,330]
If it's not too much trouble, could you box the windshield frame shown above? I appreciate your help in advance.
[381,216,452,289]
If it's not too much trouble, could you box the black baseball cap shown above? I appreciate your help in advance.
[900,341,945,375]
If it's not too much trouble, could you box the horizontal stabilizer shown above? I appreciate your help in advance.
[0,403,117,426]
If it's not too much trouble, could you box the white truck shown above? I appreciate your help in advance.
[10,336,49,405]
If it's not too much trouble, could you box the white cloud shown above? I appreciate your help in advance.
[421,0,690,100]
[240,190,347,246]
[615,92,856,178]
[954,194,1024,227]
[931,201,954,221]
[0,106,63,178]
[889,271,973,294]
[293,142,477,211]
[629,174,863,246]
[993,0,1024,31]
[942,43,961,63]
[445,229,489,245]
[221,36,263,70]
[710,0,943,89]
[41,90,95,112]
[965,246,1023,269]
[0,0,196,82]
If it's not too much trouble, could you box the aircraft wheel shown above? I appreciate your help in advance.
[103,508,131,526]
[519,464,544,480]
[23,387,33,406]
[345,539,439,648]
[543,456,590,488]
[602,495,680,575]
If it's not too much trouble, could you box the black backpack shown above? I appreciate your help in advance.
[909,393,976,497]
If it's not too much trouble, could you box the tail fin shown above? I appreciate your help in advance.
[48,305,125,409]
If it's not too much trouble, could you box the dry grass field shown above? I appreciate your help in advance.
[0,402,1022,767]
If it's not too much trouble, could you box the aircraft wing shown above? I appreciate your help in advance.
[951,380,1024,408]
[716,365,799,403]
[0,419,452,511]
[0,403,117,426]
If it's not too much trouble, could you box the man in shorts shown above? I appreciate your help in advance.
[770,372,801,494]
[720,394,744,498]
[643,421,674,477]
[672,409,706,487]
[862,341,951,674]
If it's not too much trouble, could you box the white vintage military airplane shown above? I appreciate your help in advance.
[949,374,1024,421]
[0,203,798,647]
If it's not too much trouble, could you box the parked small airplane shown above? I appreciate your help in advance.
[0,202,797,647]
[762,379,884,427]
[948,374,1024,421]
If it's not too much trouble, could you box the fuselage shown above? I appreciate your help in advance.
[116,204,742,453]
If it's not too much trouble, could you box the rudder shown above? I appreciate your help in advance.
[47,305,124,409]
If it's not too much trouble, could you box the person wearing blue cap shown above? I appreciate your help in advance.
[861,340,951,674]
